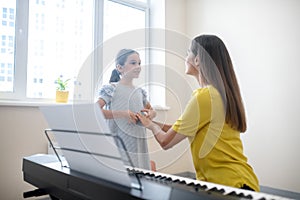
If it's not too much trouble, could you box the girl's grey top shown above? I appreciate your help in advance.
[98,83,151,170]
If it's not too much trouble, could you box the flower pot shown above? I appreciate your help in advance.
[56,90,69,103]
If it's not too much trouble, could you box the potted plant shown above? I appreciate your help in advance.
[55,75,70,103]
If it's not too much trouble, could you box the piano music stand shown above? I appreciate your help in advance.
[44,128,143,191]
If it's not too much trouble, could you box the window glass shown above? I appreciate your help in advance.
[26,0,94,98]
[102,0,146,85]
[134,0,147,3]
[0,0,150,102]
[0,0,16,92]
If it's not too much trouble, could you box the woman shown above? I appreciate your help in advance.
[137,35,260,191]
[98,49,156,170]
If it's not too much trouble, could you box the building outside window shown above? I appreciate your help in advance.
[0,0,149,102]
[26,0,94,98]
[0,0,15,92]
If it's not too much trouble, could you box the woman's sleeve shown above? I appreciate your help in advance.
[172,90,211,137]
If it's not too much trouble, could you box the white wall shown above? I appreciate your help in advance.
[183,0,300,193]
[0,106,48,200]
[148,0,196,175]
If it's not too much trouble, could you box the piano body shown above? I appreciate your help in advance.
[22,154,294,200]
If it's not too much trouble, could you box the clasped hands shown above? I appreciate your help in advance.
[126,109,155,127]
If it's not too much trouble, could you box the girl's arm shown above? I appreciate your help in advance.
[97,98,138,123]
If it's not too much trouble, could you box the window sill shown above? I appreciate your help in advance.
[0,100,171,111]
[0,100,78,107]
[152,105,170,111]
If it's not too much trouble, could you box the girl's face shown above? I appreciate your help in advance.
[185,47,199,76]
[119,53,141,79]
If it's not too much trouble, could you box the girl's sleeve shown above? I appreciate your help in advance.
[141,88,148,106]
[98,84,114,104]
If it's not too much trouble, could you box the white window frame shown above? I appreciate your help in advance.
[93,0,151,102]
[1,0,167,106]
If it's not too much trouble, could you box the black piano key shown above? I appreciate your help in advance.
[127,169,142,175]
[227,191,253,199]
[172,178,180,183]
[186,182,195,186]
[244,194,253,199]
[147,172,155,177]
[157,176,166,181]
[195,183,208,190]
[165,177,173,181]
[155,175,162,178]
[172,178,186,184]
[208,187,226,194]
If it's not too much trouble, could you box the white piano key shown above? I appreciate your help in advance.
[127,166,295,200]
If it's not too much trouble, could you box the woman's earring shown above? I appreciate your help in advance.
[194,56,200,67]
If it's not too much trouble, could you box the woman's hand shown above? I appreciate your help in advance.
[136,112,154,129]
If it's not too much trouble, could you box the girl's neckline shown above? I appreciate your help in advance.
[114,82,135,89]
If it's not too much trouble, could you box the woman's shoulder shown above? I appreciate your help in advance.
[194,86,219,95]
[193,86,210,96]
[193,86,221,102]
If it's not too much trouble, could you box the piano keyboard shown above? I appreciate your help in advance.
[127,167,293,200]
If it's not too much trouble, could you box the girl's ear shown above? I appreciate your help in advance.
[116,64,123,74]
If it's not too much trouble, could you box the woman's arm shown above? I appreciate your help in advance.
[136,113,186,150]
[153,121,172,132]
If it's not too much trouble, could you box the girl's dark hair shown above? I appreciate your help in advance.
[109,69,120,83]
[191,35,247,132]
[109,49,138,83]
[115,49,138,66]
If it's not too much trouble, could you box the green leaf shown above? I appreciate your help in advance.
[55,76,70,91]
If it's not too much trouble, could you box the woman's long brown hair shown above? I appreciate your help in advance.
[191,35,247,132]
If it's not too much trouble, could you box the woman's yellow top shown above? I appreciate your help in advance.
[172,86,259,191]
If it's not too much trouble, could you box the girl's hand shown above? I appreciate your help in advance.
[141,109,156,120]
[126,110,138,124]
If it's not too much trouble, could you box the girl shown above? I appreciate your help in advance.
[98,49,156,170]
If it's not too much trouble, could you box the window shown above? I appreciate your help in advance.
[0,0,150,102]
[26,0,94,98]
[0,0,15,92]
[102,0,147,85]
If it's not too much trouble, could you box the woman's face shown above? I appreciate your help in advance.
[119,53,141,79]
[185,47,199,76]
